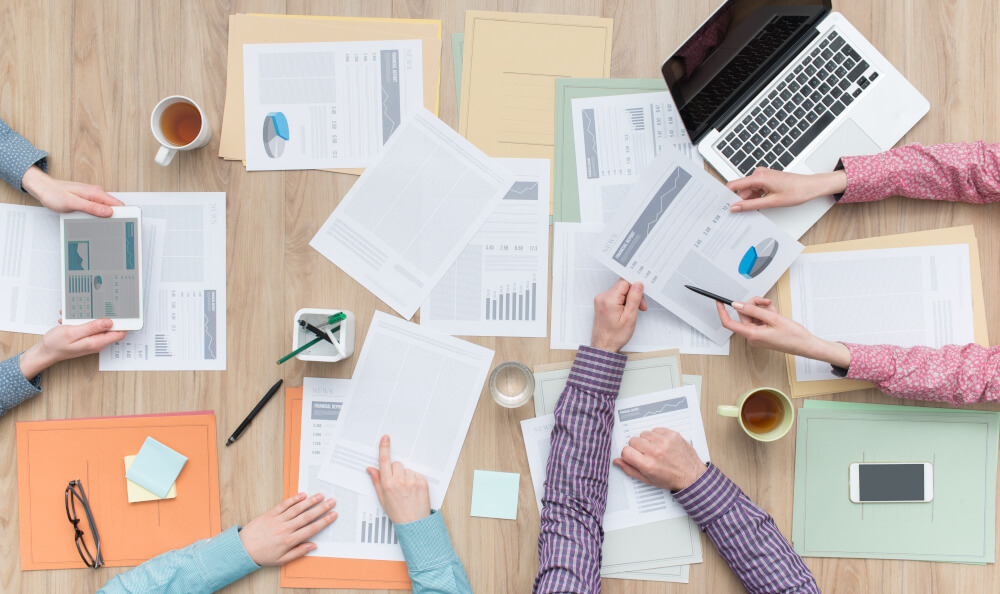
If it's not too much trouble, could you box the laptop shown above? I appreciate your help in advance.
[661,0,929,238]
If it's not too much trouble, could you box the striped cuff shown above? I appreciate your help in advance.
[673,464,742,527]
[842,343,895,382]
[196,525,260,590]
[395,510,457,571]
[567,346,628,395]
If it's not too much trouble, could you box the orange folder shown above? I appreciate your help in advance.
[16,411,221,570]
[280,387,411,589]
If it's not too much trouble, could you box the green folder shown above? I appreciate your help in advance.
[553,78,666,223]
[792,402,998,563]
[452,33,464,116]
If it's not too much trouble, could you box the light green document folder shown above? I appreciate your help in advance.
[531,353,701,581]
[452,33,464,116]
[793,401,998,564]
[553,78,666,223]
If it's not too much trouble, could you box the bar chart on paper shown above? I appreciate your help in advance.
[485,277,538,321]
[359,509,398,545]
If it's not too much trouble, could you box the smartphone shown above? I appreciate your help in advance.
[60,206,144,331]
[849,462,933,503]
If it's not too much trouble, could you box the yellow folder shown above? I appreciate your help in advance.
[775,225,989,397]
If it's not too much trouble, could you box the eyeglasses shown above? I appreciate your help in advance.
[65,479,104,569]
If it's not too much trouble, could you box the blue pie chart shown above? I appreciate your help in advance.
[263,112,289,158]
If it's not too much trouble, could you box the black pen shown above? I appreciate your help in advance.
[226,379,283,446]
[299,319,334,344]
[684,284,734,306]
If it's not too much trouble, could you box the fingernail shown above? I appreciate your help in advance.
[730,205,741,212]
[733,302,744,310]
[102,319,113,328]
[308,544,317,550]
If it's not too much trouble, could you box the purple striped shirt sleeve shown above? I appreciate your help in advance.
[674,465,820,593]
[534,346,627,594]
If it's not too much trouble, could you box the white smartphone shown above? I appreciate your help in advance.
[849,462,933,503]
[60,206,144,331]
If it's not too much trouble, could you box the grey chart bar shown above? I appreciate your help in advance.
[532,282,537,320]
[485,297,491,320]
[519,295,524,320]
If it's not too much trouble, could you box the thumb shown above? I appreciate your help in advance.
[68,195,114,217]
[624,282,644,316]
[366,467,385,502]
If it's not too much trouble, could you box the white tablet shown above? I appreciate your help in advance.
[60,206,144,331]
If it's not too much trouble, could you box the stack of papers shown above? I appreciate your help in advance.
[527,350,705,583]
[219,13,443,174]
[792,400,999,563]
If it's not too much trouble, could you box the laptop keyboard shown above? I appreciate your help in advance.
[681,15,809,127]
[716,30,880,175]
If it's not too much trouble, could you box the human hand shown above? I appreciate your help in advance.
[20,166,123,217]
[614,427,706,491]
[591,279,648,353]
[366,435,431,525]
[239,493,338,566]
[717,297,851,367]
[727,168,847,212]
[18,319,127,378]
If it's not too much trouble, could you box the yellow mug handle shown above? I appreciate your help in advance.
[717,405,740,418]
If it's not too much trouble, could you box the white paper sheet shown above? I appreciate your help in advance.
[790,244,976,382]
[0,204,61,334]
[0,204,164,337]
[551,223,727,355]
[522,385,709,532]
[100,193,227,371]
[571,92,702,224]
[594,147,803,344]
[299,377,405,561]
[421,158,549,337]
[318,311,494,508]
[310,108,514,320]
[244,40,424,171]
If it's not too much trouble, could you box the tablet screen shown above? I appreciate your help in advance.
[64,218,140,320]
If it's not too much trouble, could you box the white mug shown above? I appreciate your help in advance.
[150,95,212,166]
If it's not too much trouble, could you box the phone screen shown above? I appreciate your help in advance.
[64,218,140,320]
[858,464,925,501]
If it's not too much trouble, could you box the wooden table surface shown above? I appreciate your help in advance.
[1,1,998,592]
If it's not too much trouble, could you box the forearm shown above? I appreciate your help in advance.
[534,346,626,593]
[0,117,48,192]
[842,342,1000,404]
[395,511,472,594]
[839,142,1000,204]
[97,525,259,594]
[675,466,819,594]
[0,354,43,417]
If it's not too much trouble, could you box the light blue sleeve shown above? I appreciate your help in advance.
[0,354,42,417]
[0,117,48,191]
[97,525,260,594]
[394,511,472,594]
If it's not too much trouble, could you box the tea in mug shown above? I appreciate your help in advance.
[159,102,202,146]
[741,389,785,434]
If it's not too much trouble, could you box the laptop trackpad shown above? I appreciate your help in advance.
[805,119,881,172]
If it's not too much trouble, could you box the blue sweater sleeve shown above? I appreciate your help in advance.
[0,118,48,192]
[395,511,472,594]
[0,354,42,417]
[97,525,260,594]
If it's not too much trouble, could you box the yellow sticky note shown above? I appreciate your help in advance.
[124,455,177,502]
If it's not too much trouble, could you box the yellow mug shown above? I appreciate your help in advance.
[717,387,794,442]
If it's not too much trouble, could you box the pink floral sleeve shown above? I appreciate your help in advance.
[839,142,1000,204]
[843,343,1000,404]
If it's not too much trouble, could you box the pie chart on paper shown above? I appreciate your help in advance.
[263,112,289,158]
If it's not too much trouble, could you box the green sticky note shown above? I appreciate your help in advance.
[553,78,666,223]
[470,470,519,520]
[452,33,464,116]
[793,406,998,563]
[124,437,188,499]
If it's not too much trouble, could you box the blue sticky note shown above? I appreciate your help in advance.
[470,470,520,520]
[124,437,188,498]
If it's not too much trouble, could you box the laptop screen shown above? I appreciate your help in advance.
[663,0,831,143]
